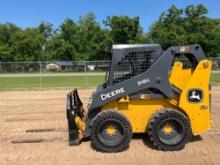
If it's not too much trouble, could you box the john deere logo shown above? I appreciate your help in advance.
[188,89,203,103]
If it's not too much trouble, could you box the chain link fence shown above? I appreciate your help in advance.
[0,58,219,90]
[0,61,110,89]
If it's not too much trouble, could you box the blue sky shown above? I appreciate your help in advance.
[0,0,219,32]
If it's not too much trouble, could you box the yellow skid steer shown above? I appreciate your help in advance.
[66,44,212,152]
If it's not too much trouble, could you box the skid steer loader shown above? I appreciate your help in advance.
[66,44,212,152]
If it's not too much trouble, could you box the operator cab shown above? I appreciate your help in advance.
[100,44,163,90]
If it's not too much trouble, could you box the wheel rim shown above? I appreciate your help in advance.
[158,119,184,145]
[98,120,125,147]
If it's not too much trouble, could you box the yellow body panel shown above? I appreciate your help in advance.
[101,60,212,135]
[102,98,178,133]
[178,60,212,135]
[169,62,192,90]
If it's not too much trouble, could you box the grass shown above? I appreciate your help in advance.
[211,72,220,85]
[0,75,105,90]
[0,72,219,90]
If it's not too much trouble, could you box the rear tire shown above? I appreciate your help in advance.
[148,109,191,151]
[91,110,132,152]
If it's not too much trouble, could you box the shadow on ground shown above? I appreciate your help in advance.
[133,134,203,150]
[190,135,203,142]
[132,134,156,150]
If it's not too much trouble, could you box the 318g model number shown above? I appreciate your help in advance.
[137,78,150,86]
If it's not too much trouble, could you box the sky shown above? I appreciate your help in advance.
[0,0,219,32]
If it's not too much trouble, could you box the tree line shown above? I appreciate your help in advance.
[0,4,219,62]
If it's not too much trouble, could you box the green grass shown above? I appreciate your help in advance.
[211,72,220,85]
[0,72,219,90]
[0,77,40,89]
[42,75,105,88]
[0,75,105,90]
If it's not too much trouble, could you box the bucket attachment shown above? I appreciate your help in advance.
[66,89,85,146]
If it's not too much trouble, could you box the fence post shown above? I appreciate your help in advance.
[39,62,43,89]
[84,61,88,87]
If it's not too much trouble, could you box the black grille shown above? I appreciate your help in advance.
[113,51,160,84]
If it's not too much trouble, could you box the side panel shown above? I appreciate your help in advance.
[179,60,212,135]
[101,99,178,133]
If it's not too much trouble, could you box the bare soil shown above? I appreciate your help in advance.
[0,87,220,165]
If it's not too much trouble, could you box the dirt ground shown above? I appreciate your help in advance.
[0,87,220,165]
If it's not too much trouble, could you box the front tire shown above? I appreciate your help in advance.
[91,110,132,152]
[148,109,191,151]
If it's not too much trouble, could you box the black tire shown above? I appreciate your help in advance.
[148,109,191,151]
[91,110,132,152]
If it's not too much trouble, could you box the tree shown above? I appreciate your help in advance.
[150,5,187,47]
[104,16,141,44]
[37,22,54,60]
[0,23,20,61]
[10,28,44,61]
[149,4,219,57]
[38,22,54,40]
[0,7,219,62]
[46,37,76,61]
[0,43,13,61]
[46,18,78,61]
[45,14,112,61]
[76,13,112,60]
[184,5,217,56]
[213,19,220,57]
